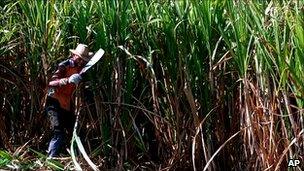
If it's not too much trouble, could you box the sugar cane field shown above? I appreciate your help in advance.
[0,0,304,170]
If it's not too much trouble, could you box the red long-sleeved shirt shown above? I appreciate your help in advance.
[48,59,82,111]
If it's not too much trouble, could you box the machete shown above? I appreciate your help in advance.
[80,48,105,75]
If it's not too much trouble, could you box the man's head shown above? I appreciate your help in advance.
[70,44,93,67]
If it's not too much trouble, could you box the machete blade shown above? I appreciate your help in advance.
[80,48,105,74]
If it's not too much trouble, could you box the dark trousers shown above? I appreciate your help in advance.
[45,97,75,157]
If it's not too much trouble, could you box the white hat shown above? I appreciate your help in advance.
[69,44,93,61]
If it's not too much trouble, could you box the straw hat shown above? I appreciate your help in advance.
[69,44,93,61]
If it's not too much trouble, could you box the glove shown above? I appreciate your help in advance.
[68,73,82,85]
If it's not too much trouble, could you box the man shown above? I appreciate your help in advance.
[45,44,93,157]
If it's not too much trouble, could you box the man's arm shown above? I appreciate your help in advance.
[48,59,71,87]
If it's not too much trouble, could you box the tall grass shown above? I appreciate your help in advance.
[1,0,304,170]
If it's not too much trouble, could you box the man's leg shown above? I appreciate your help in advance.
[62,110,76,153]
[47,108,64,157]
[65,110,76,137]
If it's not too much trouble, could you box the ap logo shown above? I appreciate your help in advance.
[288,159,301,167]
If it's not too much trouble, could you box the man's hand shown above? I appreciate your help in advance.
[59,78,68,86]
[68,74,82,85]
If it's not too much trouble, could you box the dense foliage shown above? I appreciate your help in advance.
[1,0,304,170]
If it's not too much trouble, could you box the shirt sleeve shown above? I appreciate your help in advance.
[48,59,71,87]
